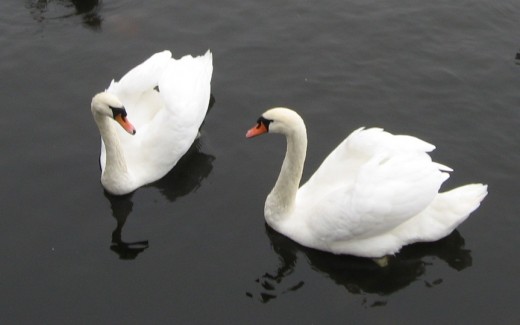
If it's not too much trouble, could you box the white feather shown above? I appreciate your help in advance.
[92,50,213,195]
[248,108,487,259]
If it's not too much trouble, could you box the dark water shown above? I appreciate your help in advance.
[1,1,519,323]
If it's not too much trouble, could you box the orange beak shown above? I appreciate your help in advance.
[246,122,268,138]
[115,114,136,135]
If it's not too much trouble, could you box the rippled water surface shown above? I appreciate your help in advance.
[1,1,519,323]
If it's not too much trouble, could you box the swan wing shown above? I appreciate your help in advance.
[299,128,450,243]
[106,51,172,127]
[107,51,172,103]
[300,127,441,195]
[157,50,213,127]
[124,51,213,184]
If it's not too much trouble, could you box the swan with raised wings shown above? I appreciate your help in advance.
[246,108,487,263]
[91,50,213,195]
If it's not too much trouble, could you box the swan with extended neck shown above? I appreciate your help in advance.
[246,107,487,263]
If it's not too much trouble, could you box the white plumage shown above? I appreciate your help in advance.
[91,50,213,195]
[246,108,487,260]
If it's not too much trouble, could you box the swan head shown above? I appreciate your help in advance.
[246,107,305,138]
[91,92,136,135]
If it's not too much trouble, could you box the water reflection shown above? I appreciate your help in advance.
[248,225,472,305]
[25,0,102,30]
[104,142,215,260]
[152,141,216,202]
[105,192,149,260]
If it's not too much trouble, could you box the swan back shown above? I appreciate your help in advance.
[300,127,448,195]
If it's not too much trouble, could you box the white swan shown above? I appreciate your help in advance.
[246,108,487,262]
[91,50,213,195]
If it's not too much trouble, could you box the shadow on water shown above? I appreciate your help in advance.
[104,141,215,260]
[149,141,216,202]
[104,191,147,260]
[247,225,472,306]
[25,0,102,30]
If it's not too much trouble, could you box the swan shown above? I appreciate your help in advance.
[246,107,487,264]
[91,50,213,195]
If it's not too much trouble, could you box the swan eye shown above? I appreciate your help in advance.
[256,116,273,131]
[109,105,127,119]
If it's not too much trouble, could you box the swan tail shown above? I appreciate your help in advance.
[394,183,488,244]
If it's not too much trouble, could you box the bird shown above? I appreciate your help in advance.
[91,50,213,195]
[246,107,487,265]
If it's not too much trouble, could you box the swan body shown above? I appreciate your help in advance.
[91,50,213,195]
[246,108,487,259]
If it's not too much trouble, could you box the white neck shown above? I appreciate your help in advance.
[265,126,307,225]
[94,114,132,193]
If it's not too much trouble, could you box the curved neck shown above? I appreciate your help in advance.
[265,127,307,224]
[94,114,129,179]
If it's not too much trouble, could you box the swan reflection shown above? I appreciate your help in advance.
[105,192,149,260]
[104,142,215,260]
[248,225,472,305]
[151,141,216,202]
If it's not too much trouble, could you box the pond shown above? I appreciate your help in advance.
[1,1,519,323]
